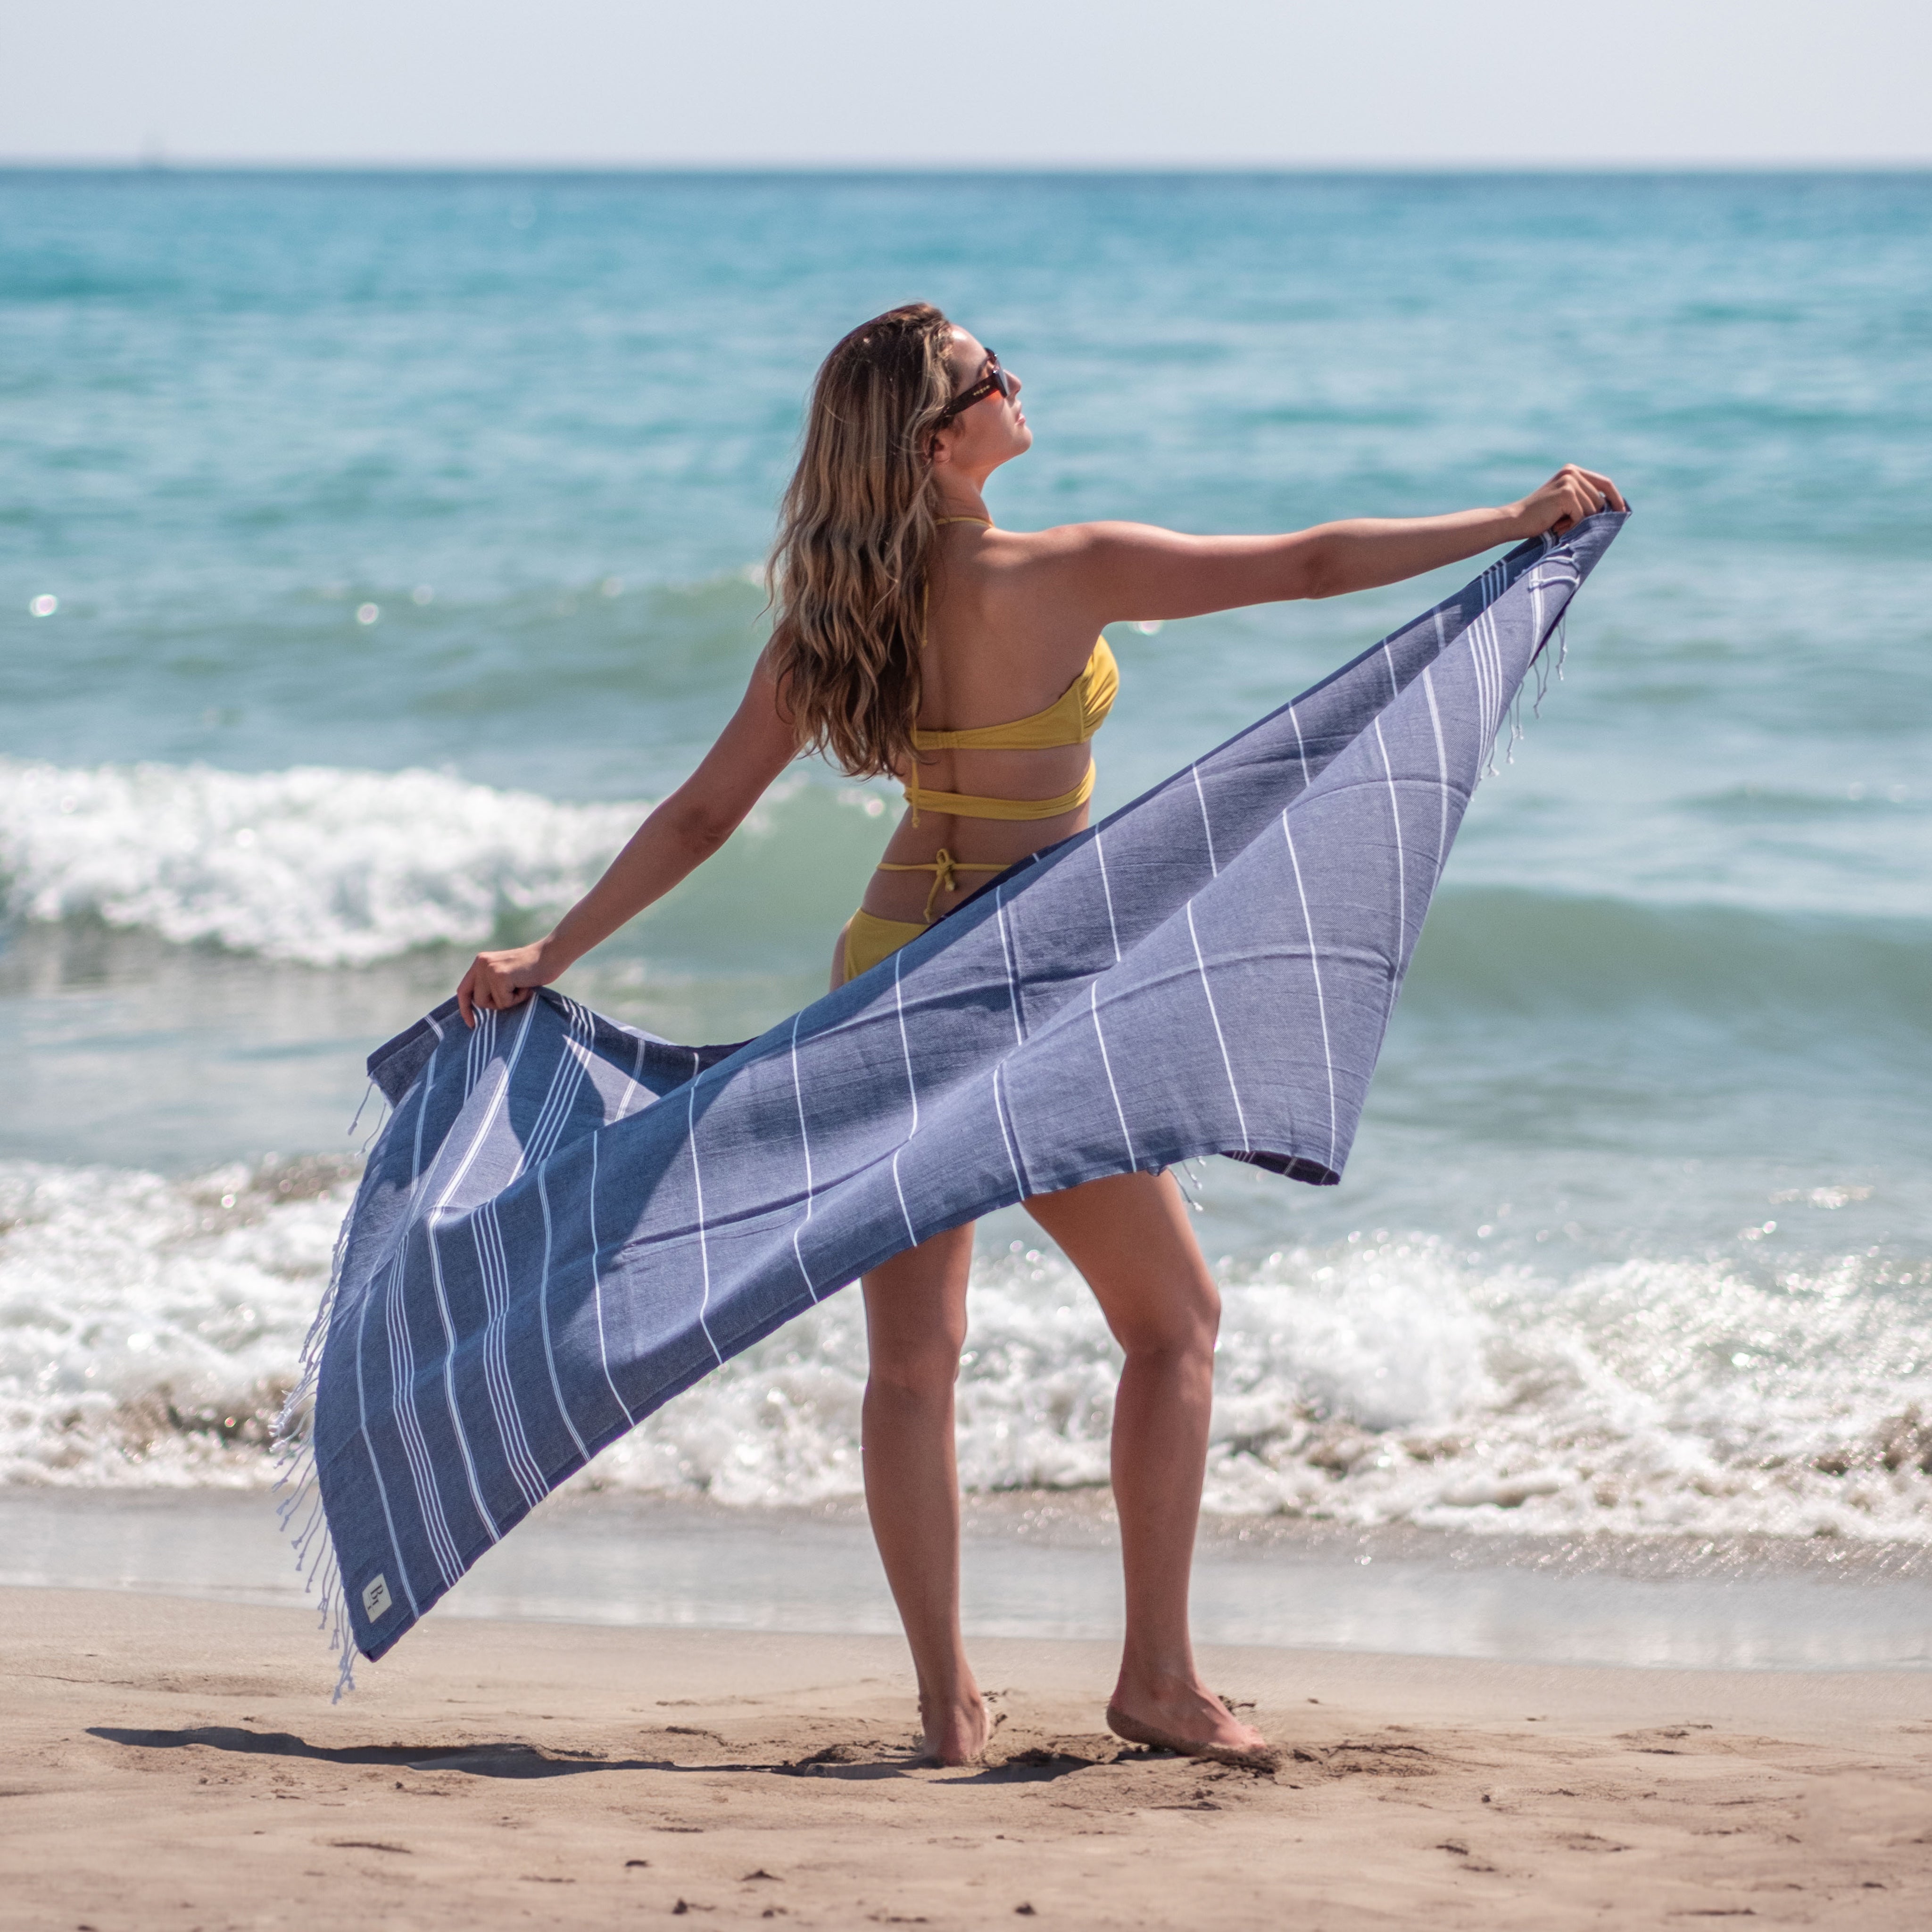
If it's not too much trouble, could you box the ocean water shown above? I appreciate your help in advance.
[3,171,1929,1551]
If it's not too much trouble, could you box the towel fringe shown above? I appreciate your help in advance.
[270,1093,390,1702]
[1493,563,1583,772]
[348,1080,391,1155]
[1533,611,1570,717]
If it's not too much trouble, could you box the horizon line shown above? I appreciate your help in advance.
[4,158,1929,177]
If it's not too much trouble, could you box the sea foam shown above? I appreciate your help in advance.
[0,1158,353,1486]
[0,757,641,966]
[6,1155,1928,1542]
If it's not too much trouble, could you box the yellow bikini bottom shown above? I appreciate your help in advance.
[840,849,1008,979]
[840,907,929,980]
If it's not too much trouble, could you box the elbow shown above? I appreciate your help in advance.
[1297,540,1348,602]
[662,797,736,860]
[684,814,736,860]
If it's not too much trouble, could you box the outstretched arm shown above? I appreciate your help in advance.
[1053,466,1625,625]
[456,656,799,1026]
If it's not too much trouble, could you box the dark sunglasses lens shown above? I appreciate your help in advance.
[940,359,1012,423]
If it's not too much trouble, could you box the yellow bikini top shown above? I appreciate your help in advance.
[904,515,1120,823]
[903,640,1118,821]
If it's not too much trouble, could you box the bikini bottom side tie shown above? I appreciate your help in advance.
[842,849,1006,980]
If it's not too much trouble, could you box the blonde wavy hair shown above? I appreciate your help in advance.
[767,302,960,779]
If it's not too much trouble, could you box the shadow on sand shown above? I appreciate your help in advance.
[87,1724,1113,1784]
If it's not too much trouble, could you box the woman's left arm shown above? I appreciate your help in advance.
[456,656,799,1026]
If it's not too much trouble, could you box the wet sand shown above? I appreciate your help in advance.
[8,1487,1931,1672]
[4,1586,1930,1927]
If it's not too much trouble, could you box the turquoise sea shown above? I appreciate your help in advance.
[2,171,1928,1551]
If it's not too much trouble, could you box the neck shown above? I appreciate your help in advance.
[932,467,994,523]
[934,491,991,522]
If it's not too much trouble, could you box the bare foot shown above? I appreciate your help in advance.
[1106,1682,1277,1771]
[920,1688,990,1767]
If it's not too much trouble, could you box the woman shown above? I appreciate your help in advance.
[456,303,1623,1768]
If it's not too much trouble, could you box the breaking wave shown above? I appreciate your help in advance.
[6,1154,1929,1542]
[0,757,642,967]
[4,758,1927,1052]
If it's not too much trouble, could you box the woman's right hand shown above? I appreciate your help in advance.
[456,940,558,1028]
[1511,465,1627,538]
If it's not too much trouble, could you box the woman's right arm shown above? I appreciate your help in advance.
[456,655,799,1026]
[1042,465,1625,627]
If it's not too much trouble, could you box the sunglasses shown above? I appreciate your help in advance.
[936,351,1019,427]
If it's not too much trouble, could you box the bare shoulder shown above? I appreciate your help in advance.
[983,520,1192,597]
[991,519,1185,564]
[977,519,1234,631]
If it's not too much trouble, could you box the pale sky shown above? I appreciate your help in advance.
[4,0,1928,167]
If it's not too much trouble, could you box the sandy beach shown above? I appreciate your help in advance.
[5,1585,1930,1929]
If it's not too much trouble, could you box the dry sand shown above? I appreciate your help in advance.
[3,1585,1930,1929]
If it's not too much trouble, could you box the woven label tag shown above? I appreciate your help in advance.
[361,1574,393,1621]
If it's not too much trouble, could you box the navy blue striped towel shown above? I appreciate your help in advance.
[279,511,1626,1685]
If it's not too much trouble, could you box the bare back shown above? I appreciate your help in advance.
[862,521,1109,930]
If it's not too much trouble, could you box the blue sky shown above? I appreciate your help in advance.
[6,0,1928,166]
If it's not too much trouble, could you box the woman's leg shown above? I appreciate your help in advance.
[860,1225,986,1765]
[832,929,985,1763]
[1024,1170,1268,1758]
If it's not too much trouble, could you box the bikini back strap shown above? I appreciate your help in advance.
[902,763,1095,824]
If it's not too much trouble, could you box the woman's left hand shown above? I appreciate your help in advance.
[456,941,556,1028]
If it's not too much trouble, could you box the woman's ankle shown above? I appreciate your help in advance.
[1113,1647,1203,1706]
[918,1680,989,1765]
